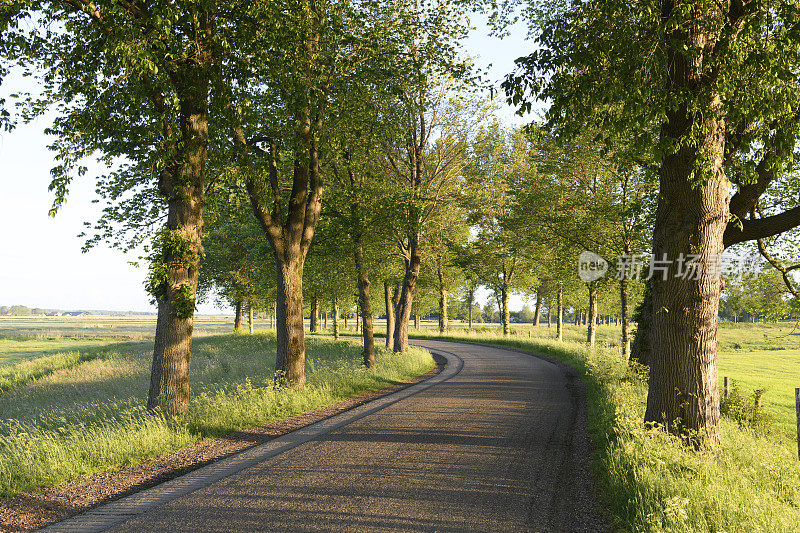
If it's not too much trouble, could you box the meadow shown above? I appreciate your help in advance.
[410,322,800,533]
[0,315,257,340]
[0,325,435,497]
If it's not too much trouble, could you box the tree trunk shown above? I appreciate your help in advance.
[242,118,322,391]
[620,278,630,360]
[354,241,375,368]
[323,310,327,329]
[439,289,448,333]
[384,281,396,349]
[147,81,207,416]
[248,305,253,334]
[275,256,306,388]
[414,314,420,330]
[467,288,474,329]
[502,285,510,337]
[631,280,652,366]
[310,296,318,333]
[234,300,244,333]
[587,282,598,346]
[393,239,421,352]
[644,5,728,444]
[533,287,542,327]
[437,262,448,333]
[556,288,563,342]
[332,292,340,341]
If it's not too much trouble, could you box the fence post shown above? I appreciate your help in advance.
[724,377,728,400]
[754,388,763,411]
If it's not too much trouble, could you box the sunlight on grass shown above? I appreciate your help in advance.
[0,333,434,497]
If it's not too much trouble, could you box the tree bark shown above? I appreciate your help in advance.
[393,238,421,352]
[332,292,340,341]
[533,287,542,327]
[643,4,731,445]
[147,76,208,416]
[502,285,510,337]
[414,314,420,330]
[234,300,244,333]
[310,296,318,333]
[467,288,474,329]
[384,281,396,349]
[275,256,306,388]
[354,240,375,368]
[587,282,598,346]
[556,288,563,342]
[437,261,448,333]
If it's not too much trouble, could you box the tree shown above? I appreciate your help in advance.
[227,0,398,386]
[507,0,800,444]
[382,93,477,350]
[518,129,653,351]
[198,185,275,332]
[6,0,258,414]
[464,124,541,336]
[372,0,475,352]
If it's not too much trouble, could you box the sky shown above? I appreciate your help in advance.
[0,15,536,315]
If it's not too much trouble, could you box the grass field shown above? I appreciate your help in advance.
[0,316,255,339]
[410,323,800,533]
[0,330,435,497]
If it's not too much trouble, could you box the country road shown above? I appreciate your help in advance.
[44,340,606,533]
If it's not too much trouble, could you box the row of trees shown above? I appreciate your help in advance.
[5,0,800,450]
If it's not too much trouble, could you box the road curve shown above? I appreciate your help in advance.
[51,340,606,532]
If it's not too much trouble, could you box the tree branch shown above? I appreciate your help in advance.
[724,205,800,247]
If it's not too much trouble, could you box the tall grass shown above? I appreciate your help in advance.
[412,328,800,533]
[0,334,434,497]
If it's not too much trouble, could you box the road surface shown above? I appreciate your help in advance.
[46,339,605,532]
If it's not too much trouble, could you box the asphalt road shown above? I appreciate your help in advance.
[53,340,606,532]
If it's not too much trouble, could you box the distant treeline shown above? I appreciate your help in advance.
[0,306,155,317]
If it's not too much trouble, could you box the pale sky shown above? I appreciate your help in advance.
[0,15,535,314]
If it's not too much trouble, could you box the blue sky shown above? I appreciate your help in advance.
[0,15,535,314]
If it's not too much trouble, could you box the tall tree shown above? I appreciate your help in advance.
[7,0,257,414]
[507,0,800,443]
[464,124,538,337]
[228,0,391,386]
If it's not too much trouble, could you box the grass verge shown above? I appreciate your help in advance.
[0,333,435,497]
[410,328,800,533]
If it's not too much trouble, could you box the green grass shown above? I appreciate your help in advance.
[0,316,256,339]
[0,333,435,497]
[411,325,800,533]
[0,337,121,367]
[0,340,144,394]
